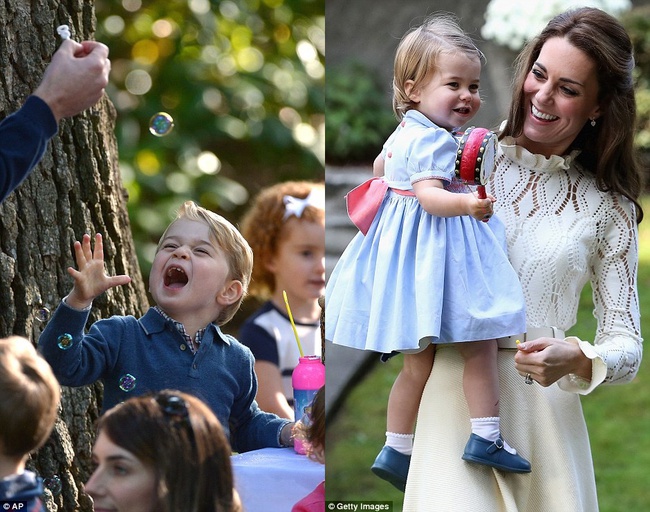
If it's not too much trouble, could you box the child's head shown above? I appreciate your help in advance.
[152,201,253,326]
[0,336,60,460]
[293,385,325,464]
[392,15,484,128]
[240,181,325,299]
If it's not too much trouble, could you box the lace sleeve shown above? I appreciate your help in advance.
[589,196,642,384]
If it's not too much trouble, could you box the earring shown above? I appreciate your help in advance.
[590,118,596,127]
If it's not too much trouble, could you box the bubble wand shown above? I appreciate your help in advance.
[283,290,304,357]
[57,25,71,40]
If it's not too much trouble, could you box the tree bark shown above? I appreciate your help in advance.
[0,1,149,510]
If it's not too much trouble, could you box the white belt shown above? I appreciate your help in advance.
[497,327,565,349]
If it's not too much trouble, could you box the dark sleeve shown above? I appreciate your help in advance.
[0,96,57,202]
[239,321,280,365]
[227,341,290,452]
[37,300,117,386]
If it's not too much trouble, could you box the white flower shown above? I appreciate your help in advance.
[481,0,632,50]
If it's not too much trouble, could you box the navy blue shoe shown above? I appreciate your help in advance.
[462,434,531,473]
[371,446,410,491]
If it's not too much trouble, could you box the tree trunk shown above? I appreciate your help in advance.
[0,1,149,510]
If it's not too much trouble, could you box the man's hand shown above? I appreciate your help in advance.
[33,39,111,122]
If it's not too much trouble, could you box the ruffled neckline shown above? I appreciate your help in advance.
[500,136,581,172]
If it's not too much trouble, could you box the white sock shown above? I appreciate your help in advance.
[470,417,516,454]
[385,431,414,456]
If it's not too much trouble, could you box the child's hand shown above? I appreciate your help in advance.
[281,422,295,446]
[66,233,131,310]
[466,192,495,221]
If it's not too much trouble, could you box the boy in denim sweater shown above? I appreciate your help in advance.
[39,201,292,453]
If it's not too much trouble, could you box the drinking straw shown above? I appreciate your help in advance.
[283,290,304,357]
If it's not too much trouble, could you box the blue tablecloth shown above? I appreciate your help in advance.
[231,447,324,511]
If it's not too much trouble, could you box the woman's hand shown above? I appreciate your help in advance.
[66,233,131,310]
[514,337,592,386]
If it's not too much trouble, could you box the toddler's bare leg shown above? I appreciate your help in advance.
[457,340,499,418]
[372,344,436,491]
[386,344,436,433]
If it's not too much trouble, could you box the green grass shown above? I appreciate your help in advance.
[326,197,650,511]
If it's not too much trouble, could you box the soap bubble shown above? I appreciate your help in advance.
[149,112,174,136]
[44,475,62,495]
[34,306,51,323]
[119,373,137,392]
[57,333,73,350]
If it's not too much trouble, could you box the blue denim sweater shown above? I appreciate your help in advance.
[38,302,290,452]
[0,471,47,511]
[0,96,57,203]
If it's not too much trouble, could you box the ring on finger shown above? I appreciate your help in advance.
[524,373,534,385]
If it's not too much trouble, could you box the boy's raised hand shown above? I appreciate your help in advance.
[65,233,131,310]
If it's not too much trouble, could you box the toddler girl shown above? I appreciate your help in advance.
[326,15,529,491]
[240,181,325,419]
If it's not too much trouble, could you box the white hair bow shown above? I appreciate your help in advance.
[283,189,325,220]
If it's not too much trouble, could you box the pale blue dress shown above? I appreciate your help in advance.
[326,110,526,353]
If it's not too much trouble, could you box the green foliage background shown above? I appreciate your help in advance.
[94,0,324,281]
[625,6,650,153]
[325,61,396,165]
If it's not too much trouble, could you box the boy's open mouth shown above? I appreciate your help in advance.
[165,267,188,288]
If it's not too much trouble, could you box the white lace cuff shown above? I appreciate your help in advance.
[557,336,607,395]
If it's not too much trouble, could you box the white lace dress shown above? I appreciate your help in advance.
[404,138,642,512]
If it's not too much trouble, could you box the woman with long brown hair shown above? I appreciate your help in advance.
[85,390,241,512]
[405,7,643,510]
